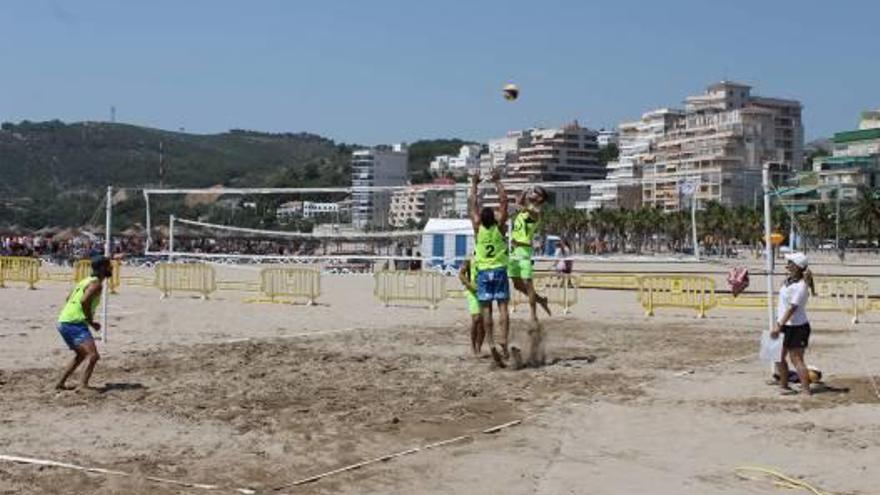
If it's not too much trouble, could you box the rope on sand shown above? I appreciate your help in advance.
[734,466,834,495]
[0,454,256,494]
[275,419,523,490]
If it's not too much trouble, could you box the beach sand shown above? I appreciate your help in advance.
[1,263,879,494]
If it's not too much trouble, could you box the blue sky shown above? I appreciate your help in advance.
[1,0,877,144]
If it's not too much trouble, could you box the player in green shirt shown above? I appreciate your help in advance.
[508,186,552,322]
[458,258,485,356]
[55,256,112,391]
[469,169,511,366]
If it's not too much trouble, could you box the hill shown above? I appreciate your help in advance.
[0,121,478,229]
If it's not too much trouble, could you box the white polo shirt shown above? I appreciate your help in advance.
[777,278,809,326]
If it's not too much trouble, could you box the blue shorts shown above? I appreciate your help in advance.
[476,267,510,303]
[57,322,93,350]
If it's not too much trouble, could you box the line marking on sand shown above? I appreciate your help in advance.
[0,420,524,494]
[222,327,365,344]
[274,419,523,490]
[0,454,256,494]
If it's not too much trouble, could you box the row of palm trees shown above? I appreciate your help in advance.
[539,186,880,254]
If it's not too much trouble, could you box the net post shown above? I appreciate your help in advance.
[101,186,112,344]
[143,189,152,253]
[762,164,774,335]
[169,215,175,262]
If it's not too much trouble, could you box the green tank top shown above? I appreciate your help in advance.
[511,210,537,248]
[474,224,508,271]
[58,276,101,324]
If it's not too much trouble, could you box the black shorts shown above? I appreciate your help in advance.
[782,323,811,349]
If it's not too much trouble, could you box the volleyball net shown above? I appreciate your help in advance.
[140,181,699,269]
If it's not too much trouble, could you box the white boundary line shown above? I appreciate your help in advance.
[277,420,523,490]
[0,454,256,494]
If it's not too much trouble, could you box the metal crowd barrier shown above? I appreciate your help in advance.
[577,273,641,291]
[247,267,321,305]
[638,275,716,318]
[713,277,873,324]
[0,256,41,289]
[374,270,446,309]
[513,274,579,315]
[154,262,217,299]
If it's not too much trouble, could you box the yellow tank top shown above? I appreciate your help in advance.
[511,210,537,248]
[58,276,100,324]
[474,224,508,271]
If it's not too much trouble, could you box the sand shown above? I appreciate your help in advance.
[1,262,879,494]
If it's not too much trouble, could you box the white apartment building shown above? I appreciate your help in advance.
[430,145,482,173]
[596,128,619,148]
[389,186,445,227]
[351,144,408,229]
[813,110,880,202]
[580,109,683,210]
[506,121,602,183]
[642,81,803,211]
[302,201,339,219]
[479,130,533,175]
[505,121,601,208]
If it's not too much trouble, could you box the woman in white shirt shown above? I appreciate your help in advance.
[771,252,812,396]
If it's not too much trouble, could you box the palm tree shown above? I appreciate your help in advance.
[849,186,880,246]
[800,203,835,248]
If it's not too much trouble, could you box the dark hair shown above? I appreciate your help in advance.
[533,186,549,202]
[480,207,496,229]
[90,256,111,277]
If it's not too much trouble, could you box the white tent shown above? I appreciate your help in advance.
[421,218,474,269]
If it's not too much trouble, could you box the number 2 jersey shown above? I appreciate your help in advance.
[474,223,509,271]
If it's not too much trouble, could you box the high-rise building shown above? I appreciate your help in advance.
[389,186,445,227]
[597,128,619,148]
[351,144,408,229]
[579,109,683,210]
[507,121,602,183]
[813,110,880,202]
[479,130,533,175]
[642,81,803,211]
[480,122,601,209]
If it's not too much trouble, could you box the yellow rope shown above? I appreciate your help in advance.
[734,466,834,495]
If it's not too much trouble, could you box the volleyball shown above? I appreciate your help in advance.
[503,83,519,101]
[808,367,822,383]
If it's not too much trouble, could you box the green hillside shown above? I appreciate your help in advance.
[0,121,477,229]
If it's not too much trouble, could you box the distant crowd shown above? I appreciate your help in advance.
[1,235,145,265]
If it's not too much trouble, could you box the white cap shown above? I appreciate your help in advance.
[785,252,808,269]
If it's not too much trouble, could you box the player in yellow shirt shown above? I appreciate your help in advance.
[508,187,552,322]
[55,256,112,391]
[469,169,510,366]
[458,258,485,356]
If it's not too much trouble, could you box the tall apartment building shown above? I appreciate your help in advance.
[351,144,408,229]
[580,109,683,210]
[596,128,619,148]
[389,186,445,227]
[480,122,602,209]
[642,82,803,211]
[813,109,880,202]
[479,130,533,175]
[507,121,603,182]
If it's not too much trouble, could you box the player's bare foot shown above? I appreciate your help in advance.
[490,346,506,368]
[54,383,75,391]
